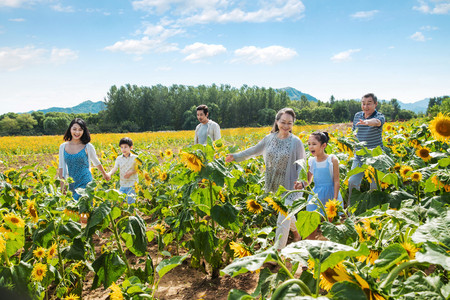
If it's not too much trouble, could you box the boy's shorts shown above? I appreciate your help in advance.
[119,186,136,204]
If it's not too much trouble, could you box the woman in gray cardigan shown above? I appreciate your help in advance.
[226,108,306,249]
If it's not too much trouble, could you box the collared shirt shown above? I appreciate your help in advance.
[352,110,385,150]
[111,154,138,187]
[194,119,221,145]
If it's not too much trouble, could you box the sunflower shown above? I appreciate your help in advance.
[0,235,6,253]
[385,124,392,131]
[33,247,47,260]
[380,181,389,189]
[180,152,203,172]
[410,172,422,182]
[31,263,47,282]
[354,224,365,242]
[264,197,287,217]
[3,213,25,228]
[354,273,385,300]
[229,241,251,258]
[408,139,420,148]
[357,250,379,265]
[26,200,39,223]
[360,218,375,237]
[431,176,445,189]
[153,223,165,235]
[213,140,224,149]
[416,146,432,162]
[143,171,152,185]
[325,199,340,220]
[364,166,375,184]
[445,184,450,192]
[429,112,450,142]
[307,260,352,291]
[219,190,226,202]
[159,172,168,181]
[246,199,263,214]
[64,294,80,300]
[165,148,173,157]
[109,282,124,300]
[401,242,419,259]
[399,166,413,180]
[47,243,57,259]
[392,163,401,172]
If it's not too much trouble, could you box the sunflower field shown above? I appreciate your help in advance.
[0,114,449,300]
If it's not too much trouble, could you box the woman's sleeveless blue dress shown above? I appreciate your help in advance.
[64,146,93,200]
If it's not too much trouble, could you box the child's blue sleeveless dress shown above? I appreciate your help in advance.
[306,155,343,213]
[64,146,93,200]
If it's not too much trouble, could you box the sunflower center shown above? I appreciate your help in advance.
[437,120,450,136]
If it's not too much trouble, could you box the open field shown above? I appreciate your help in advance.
[1,118,449,300]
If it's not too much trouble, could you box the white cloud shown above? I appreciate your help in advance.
[330,49,361,62]
[410,31,428,41]
[413,0,450,14]
[350,10,379,20]
[142,23,184,39]
[51,4,75,12]
[420,25,439,31]
[132,0,305,24]
[0,46,55,71]
[181,42,226,62]
[182,0,305,24]
[50,48,78,63]
[232,45,297,65]
[104,36,179,55]
[9,18,25,22]
[0,0,34,8]
[132,0,228,14]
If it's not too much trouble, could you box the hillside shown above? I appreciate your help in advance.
[277,87,318,102]
[398,98,429,114]
[30,100,106,114]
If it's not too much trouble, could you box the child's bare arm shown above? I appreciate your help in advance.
[332,156,340,200]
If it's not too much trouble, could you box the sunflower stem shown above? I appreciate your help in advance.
[109,213,132,276]
[208,180,215,232]
[315,260,321,297]
[271,279,312,298]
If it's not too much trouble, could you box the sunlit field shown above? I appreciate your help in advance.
[1,115,449,300]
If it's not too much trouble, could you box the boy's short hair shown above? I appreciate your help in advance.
[119,137,133,147]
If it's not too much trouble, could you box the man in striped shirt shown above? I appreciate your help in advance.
[348,93,385,206]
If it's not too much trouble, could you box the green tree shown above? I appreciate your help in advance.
[0,116,20,135]
[379,102,394,121]
[43,116,71,135]
[16,114,38,131]
[390,99,401,120]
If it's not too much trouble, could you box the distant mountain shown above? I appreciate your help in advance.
[30,100,106,114]
[277,87,318,102]
[398,98,429,114]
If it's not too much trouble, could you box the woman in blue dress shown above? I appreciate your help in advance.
[58,118,110,200]
[296,132,343,219]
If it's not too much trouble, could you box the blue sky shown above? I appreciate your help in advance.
[1,0,449,114]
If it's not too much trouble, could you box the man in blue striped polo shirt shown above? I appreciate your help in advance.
[348,93,385,206]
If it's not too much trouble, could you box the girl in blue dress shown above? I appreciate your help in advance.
[58,118,110,201]
[295,132,343,219]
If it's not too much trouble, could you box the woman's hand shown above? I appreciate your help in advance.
[225,154,235,163]
[294,181,304,189]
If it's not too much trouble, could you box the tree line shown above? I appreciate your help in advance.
[1,84,447,136]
